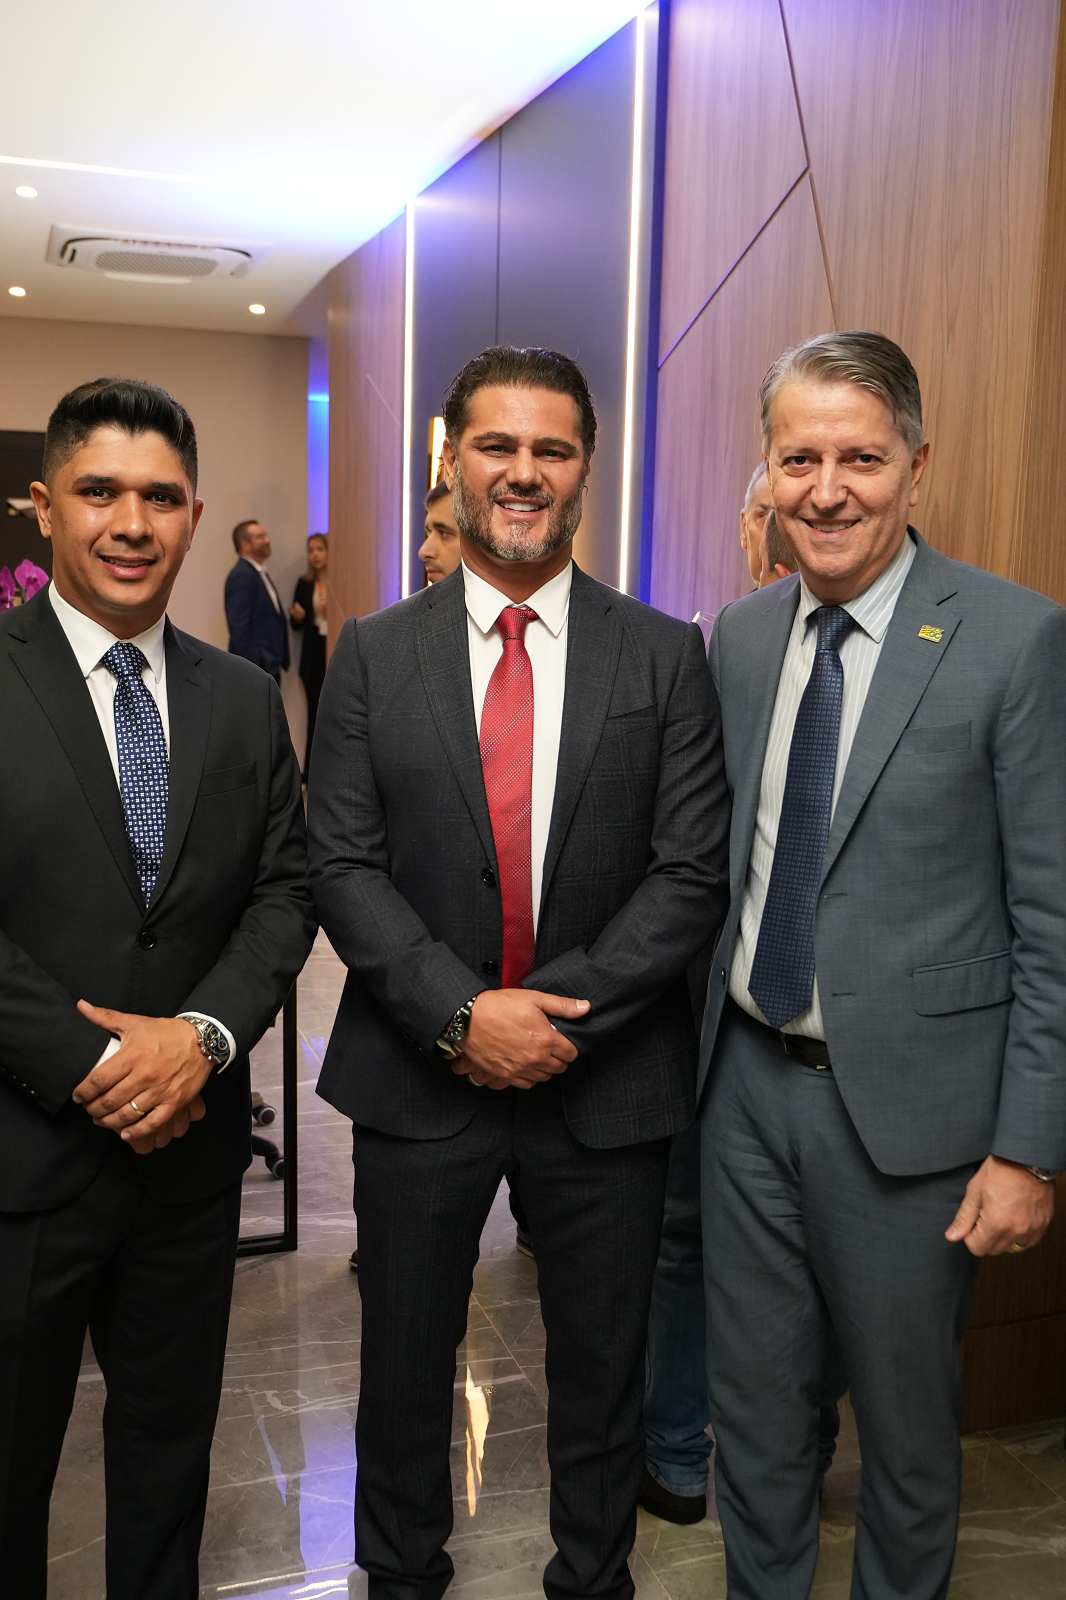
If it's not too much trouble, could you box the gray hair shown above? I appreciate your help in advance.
[742,460,768,511]
[761,331,924,454]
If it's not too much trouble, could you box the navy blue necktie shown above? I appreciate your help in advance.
[748,605,854,1029]
[103,642,169,902]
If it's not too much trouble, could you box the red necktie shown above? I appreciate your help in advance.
[480,606,537,988]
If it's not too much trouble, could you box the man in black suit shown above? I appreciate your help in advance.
[0,377,316,1597]
[308,346,730,1599]
[224,517,290,681]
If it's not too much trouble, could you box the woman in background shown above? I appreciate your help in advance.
[289,533,328,779]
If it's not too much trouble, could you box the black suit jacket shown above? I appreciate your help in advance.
[225,557,290,674]
[0,589,317,1212]
[307,563,730,1149]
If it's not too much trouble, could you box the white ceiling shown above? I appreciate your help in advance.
[0,0,645,341]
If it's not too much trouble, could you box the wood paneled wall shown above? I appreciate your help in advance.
[326,214,405,644]
[652,0,1065,624]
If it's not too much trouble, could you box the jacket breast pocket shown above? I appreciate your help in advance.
[897,721,972,755]
[912,949,1011,1015]
[198,761,257,797]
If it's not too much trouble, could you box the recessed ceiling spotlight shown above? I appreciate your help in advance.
[15,185,37,199]
[8,285,26,297]
[249,303,265,315]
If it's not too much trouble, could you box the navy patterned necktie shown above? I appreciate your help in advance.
[748,605,855,1029]
[103,642,169,902]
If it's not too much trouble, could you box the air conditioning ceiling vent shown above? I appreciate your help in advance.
[46,226,263,282]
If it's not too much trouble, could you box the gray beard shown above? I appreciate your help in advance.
[452,463,583,563]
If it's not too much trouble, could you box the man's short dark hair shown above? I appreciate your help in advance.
[764,510,797,574]
[42,376,198,488]
[442,346,597,459]
[232,519,261,553]
[425,480,451,509]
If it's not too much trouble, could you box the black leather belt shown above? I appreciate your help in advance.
[727,996,832,1070]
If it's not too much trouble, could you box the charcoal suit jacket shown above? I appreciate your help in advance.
[308,562,730,1149]
[699,530,1066,1176]
[0,587,317,1212]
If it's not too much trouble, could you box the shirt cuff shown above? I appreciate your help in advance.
[94,1034,121,1069]
[176,1012,237,1072]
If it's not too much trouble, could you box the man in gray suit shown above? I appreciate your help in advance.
[308,345,729,1599]
[700,331,1066,1599]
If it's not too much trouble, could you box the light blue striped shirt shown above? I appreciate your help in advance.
[729,531,917,1039]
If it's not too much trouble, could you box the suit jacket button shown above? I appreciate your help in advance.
[481,868,496,888]
[482,959,500,976]
[138,929,157,951]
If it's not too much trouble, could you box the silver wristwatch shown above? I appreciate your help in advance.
[1025,1165,1061,1183]
[437,997,477,1058]
[179,1013,231,1072]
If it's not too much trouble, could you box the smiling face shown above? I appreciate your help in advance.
[441,384,588,599]
[30,425,203,638]
[418,493,462,582]
[766,379,929,603]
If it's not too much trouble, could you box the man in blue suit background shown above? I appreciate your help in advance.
[224,519,289,682]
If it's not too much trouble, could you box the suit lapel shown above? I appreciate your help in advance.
[416,573,498,867]
[149,623,212,909]
[727,577,800,895]
[7,591,143,909]
[821,537,960,882]
[539,568,623,913]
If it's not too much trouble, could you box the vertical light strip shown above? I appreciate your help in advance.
[400,198,416,599]
[617,7,648,594]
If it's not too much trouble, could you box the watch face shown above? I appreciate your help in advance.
[196,1021,228,1064]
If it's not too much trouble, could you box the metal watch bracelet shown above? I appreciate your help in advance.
[437,996,477,1058]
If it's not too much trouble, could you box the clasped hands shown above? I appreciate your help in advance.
[72,1001,212,1154]
[450,988,590,1090]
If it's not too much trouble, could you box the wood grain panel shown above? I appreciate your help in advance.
[326,213,406,645]
[966,1176,1066,1330]
[1014,5,1066,605]
[651,176,833,624]
[659,0,807,362]
[961,1315,1066,1434]
[782,0,1060,576]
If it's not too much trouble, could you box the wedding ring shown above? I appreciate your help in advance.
[1009,1241,1030,1253]
[467,1074,485,1089]
[129,1099,148,1118]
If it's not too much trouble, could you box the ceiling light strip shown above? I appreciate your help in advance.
[400,199,417,601]
[0,153,207,184]
[617,8,648,595]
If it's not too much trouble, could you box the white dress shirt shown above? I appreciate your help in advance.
[243,554,281,613]
[48,582,235,1067]
[729,532,916,1039]
[463,559,571,935]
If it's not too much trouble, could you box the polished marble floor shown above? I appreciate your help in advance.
[47,933,1066,1598]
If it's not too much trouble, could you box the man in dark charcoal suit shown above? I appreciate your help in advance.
[700,332,1066,1599]
[0,377,316,1597]
[224,517,290,681]
[308,346,730,1599]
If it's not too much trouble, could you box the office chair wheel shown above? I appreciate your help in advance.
[268,1154,285,1179]
[251,1132,284,1178]
[251,1092,276,1126]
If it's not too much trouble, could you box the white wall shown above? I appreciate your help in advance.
[0,314,310,755]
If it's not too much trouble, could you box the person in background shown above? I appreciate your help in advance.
[639,477,838,1532]
[738,461,774,587]
[418,479,462,582]
[703,331,1065,1598]
[308,344,729,1600]
[225,518,289,682]
[1,376,315,1595]
[289,533,329,780]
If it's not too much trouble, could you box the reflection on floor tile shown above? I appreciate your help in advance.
[45,932,1066,1597]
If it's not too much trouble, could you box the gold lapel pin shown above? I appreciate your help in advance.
[918,625,944,642]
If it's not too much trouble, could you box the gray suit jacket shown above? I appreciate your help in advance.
[699,531,1066,1176]
[308,563,730,1150]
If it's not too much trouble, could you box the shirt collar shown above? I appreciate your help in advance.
[242,555,265,573]
[462,559,573,640]
[798,530,916,644]
[49,581,167,683]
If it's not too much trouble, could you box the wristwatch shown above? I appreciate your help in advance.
[179,1013,232,1072]
[437,997,477,1058]
[1024,1166,1061,1183]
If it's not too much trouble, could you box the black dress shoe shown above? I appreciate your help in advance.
[515,1227,535,1260]
[637,1463,706,1525]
